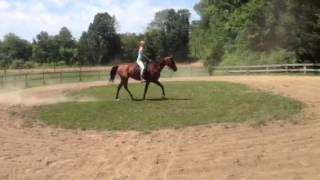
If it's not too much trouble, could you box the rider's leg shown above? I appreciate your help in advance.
[143,61,148,79]
[137,60,145,80]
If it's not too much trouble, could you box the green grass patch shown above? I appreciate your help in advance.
[38,81,303,131]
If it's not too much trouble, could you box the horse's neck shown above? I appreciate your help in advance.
[159,60,166,71]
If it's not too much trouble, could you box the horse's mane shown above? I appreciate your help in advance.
[149,57,168,65]
[149,60,161,65]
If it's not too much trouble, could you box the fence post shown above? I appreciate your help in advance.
[42,71,45,85]
[0,74,3,88]
[266,66,269,74]
[14,74,17,87]
[25,74,28,88]
[98,71,101,80]
[60,72,63,83]
[286,65,289,73]
[3,69,6,80]
[79,67,82,82]
[208,66,213,76]
[304,65,307,74]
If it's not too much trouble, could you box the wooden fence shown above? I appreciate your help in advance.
[210,64,320,74]
[0,66,207,88]
[0,64,319,89]
[0,67,109,88]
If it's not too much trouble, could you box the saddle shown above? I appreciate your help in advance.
[134,62,149,79]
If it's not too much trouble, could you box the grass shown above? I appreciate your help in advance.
[37,81,303,131]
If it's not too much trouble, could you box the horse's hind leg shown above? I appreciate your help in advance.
[123,78,134,100]
[116,80,124,100]
[154,81,165,97]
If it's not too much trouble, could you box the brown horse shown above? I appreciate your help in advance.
[109,56,177,100]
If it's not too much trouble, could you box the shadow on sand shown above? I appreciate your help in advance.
[132,97,192,102]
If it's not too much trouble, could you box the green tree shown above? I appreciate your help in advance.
[32,31,52,63]
[57,27,76,64]
[120,33,143,62]
[191,0,258,63]
[191,0,320,65]
[0,40,10,68]
[32,31,62,64]
[294,0,320,62]
[86,13,121,64]
[76,32,92,65]
[1,33,32,62]
[145,9,191,61]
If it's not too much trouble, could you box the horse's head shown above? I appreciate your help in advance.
[163,55,177,72]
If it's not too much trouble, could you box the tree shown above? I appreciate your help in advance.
[120,33,143,62]
[1,33,32,62]
[145,9,191,61]
[76,31,92,65]
[32,31,62,64]
[0,40,11,68]
[191,0,256,63]
[294,0,320,62]
[32,31,52,63]
[57,27,76,64]
[191,0,320,65]
[86,13,121,64]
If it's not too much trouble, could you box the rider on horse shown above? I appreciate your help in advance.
[136,41,150,82]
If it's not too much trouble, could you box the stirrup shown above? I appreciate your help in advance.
[140,76,146,82]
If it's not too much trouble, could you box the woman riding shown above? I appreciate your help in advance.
[136,41,148,82]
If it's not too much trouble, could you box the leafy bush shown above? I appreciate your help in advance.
[56,61,66,67]
[0,60,7,68]
[220,48,296,66]
[23,61,36,69]
[10,59,24,69]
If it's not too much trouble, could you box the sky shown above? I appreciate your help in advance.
[0,0,199,41]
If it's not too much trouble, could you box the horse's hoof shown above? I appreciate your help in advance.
[116,99,120,101]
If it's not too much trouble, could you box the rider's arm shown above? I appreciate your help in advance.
[142,54,151,62]
[139,46,151,62]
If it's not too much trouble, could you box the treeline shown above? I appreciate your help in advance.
[1,0,320,69]
[0,9,190,69]
[191,0,320,65]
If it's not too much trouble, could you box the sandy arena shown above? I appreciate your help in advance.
[0,76,320,180]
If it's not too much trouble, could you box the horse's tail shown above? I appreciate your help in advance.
[109,65,119,82]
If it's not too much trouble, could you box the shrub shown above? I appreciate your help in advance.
[56,61,66,67]
[10,59,25,69]
[0,60,7,69]
[220,48,296,66]
[23,61,36,69]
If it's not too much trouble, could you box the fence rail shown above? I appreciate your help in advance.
[0,67,109,89]
[0,64,319,89]
[211,63,320,74]
[0,66,208,89]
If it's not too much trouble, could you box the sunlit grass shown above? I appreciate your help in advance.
[38,81,303,131]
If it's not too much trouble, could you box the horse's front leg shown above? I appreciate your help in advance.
[154,80,165,98]
[143,81,150,100]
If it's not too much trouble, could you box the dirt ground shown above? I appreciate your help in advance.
[0,76,320,180]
